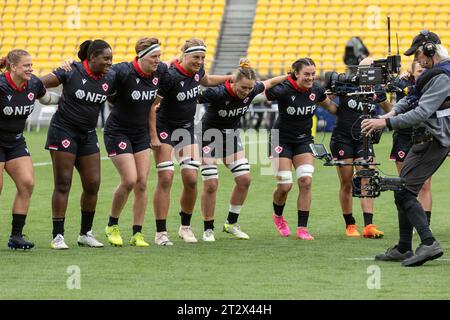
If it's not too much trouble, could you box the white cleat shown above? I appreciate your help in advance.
[202,229,216,242]
[50,234,69,250]
[77,231,104,248]
[178,225,198,243]
[154,231,174,246]
[223,222,250,240]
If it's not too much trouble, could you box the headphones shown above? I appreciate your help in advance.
[420,30,437,58]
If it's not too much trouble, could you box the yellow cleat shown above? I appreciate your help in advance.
[105,225,123,246]
[130,232,150,247]
[362,224,384,239]
[345,224,361,237]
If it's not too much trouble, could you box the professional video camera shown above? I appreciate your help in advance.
[310,17,405,198]
[324,17,402,96]
[309,143,405,198]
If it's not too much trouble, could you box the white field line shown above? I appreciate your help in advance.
[348,257,450,261]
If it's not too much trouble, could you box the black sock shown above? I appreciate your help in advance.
[11,213,26,237]
[108,216,119,227]
[273,203,285,216]
[343,213,356,226]
[363,212,373,226]
[422,237,436,246]
[132,225,142,235]
[227,212,239,224]
[52,218,65,238]
[425,211,431,226]
[204,220,214,231]
[156,219,167,232]
[80,211,95,235]
[397,241,412,253]
[180,211,192,226]
[297,210,309,227]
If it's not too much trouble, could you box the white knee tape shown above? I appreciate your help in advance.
[227,158,250,178]
[276,170,293,184]
[296,164,314,179]
[200,165,218,181]
[180,157,201,171]
[156,161,174,172]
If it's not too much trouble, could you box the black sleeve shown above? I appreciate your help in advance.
[265,84,283,101]
[111,63,128,85]
[198,87,221,104]
[254,81,266,95]
[157,62,168,75]
[198,65,206,80]
[157,72,175,98]
[52,65,73,84]
[316,85,327,103]
[35,77,47,98]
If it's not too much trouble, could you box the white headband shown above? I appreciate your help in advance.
[184,46,207,55]
[138,44,161,59]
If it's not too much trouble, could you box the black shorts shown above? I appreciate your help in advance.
[104,130,150,157]
[201,128,244,158]
[45,123,99,156]
[390,131,412,162]
[269,138,314,159]
[0,136,30,162]
[157,121,197,149]
[330,134,375,160]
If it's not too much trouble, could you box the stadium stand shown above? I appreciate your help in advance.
[0,0,225,75]
[0,0,448,78]
[248,0,450,76]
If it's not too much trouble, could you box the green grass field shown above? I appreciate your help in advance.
[1,129,450,300]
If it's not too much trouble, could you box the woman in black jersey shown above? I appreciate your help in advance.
[102,38,168,247]
[41,40,116,250]
[149,38,231,244]
[197,58,287,241]
[0,50,59,250]
[266,58,337,240]
[329,57,391,239]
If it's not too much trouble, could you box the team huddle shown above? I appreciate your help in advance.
[0,36,441,252]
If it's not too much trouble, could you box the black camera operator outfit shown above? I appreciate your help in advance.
[380,31,450,266]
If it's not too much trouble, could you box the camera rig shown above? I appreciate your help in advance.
[311,17,405,198]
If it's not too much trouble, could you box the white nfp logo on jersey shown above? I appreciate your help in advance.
[218,106,249,117]
[75,89,107,103]
[176,86,201,101]
[286,105,316,115]
[348,99,375,112]
[3,105,34,116]
[131,90,158,101]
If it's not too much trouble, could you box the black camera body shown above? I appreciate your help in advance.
[352,168,405,198]
[324,54,402,95]
[309,143,405,198]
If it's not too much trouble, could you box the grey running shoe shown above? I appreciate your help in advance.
[402,241,443,267]
[375,245,413,262]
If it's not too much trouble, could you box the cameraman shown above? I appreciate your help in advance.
[362,31,450,267]
[390,61,433,227]
[329,57,391,239]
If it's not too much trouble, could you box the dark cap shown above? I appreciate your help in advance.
[404,30,441,56]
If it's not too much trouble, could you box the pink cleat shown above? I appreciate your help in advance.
[297,227,314,240]
[273,214,290,237]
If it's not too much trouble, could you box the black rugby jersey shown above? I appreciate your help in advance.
[52,60,116,132]
[0,71,46,146]
[106,59,168,132]
[333,95,378,140]
[266,77,326,143]
[199,80,265,130]
[157,59,205,127]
